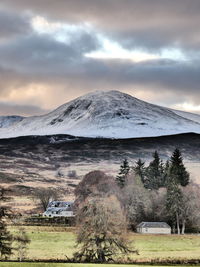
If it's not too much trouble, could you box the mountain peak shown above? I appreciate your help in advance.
[74,90,132,100]
[0,90,200,139]
[75,90,137,101]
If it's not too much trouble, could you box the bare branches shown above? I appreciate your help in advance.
[71,195,137,263]
[33,188,59,212]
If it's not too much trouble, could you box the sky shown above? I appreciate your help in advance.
[0,0,200,116]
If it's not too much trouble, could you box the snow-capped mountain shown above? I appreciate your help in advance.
[0,115,24,128]
[1,90,200,139]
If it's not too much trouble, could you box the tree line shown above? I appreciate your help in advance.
[70,148,200,262]
[116,148,189,189]
[1,148,199,263]
[72,148,200,263]
[116,148,199,234]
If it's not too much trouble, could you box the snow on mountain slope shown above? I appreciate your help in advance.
[0,90,200,139]
[172,109,200,124]
[0,115,24,128]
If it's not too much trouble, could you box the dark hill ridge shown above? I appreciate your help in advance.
[0,133,199,162]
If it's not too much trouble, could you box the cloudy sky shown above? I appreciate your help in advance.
[0,0,200,116]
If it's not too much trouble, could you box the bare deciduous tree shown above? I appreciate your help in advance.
[72,195,137,263]
[121,173,150,229]
[34,188,58,212]
[147,188,167,222]
[15,227,30,261]
[180,184,200,234]
[75,171,119,205]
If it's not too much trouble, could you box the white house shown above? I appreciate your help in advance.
[43,201,74,217]
[136,222,171,234]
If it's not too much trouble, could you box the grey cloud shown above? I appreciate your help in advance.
[0,31,100,73]
[0,57,200,114]
[0,0,200,114]
[0,10,31,40]
[0,31,200,107]
[0,65,33,95]
[0,102,48,116]
[1,0,200,50]
[58,58,200,107]
[90,59,200,98]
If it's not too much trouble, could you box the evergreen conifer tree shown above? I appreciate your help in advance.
[169,148,190,186]
[0,187,13,259]
[163,160,170,186]
[133,159,146,184]
[159,159,165,186]
[116,159,130,188]
[145,151,164,189]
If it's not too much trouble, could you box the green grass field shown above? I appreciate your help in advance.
[8,225,200,262]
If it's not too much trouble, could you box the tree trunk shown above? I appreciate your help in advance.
[96,237,105,262]
[172,224,176,234]
[181,219,186,235]
[176,212,180,235]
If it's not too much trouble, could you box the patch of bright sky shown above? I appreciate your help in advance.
[31,16,187,63]
[85,35,187,62]
[31,16,92,43]
[173,102,200,113]
[85,36,160,62]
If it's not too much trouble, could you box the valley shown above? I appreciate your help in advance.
[0,133,200,213]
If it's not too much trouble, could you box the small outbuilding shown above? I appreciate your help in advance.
[136,222,171,234]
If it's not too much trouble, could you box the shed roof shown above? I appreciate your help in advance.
[137,222,171,228]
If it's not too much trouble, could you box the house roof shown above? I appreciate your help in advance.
[46,201,74,212]
[137,222,171,228]
[47,201,74,208]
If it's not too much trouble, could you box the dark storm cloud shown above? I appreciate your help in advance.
[0,32,100,73]
[0,0,200,115]
[2,0,200,50]
[83,59,200,101]
[0,31,200,110]
[0,10,30,40]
